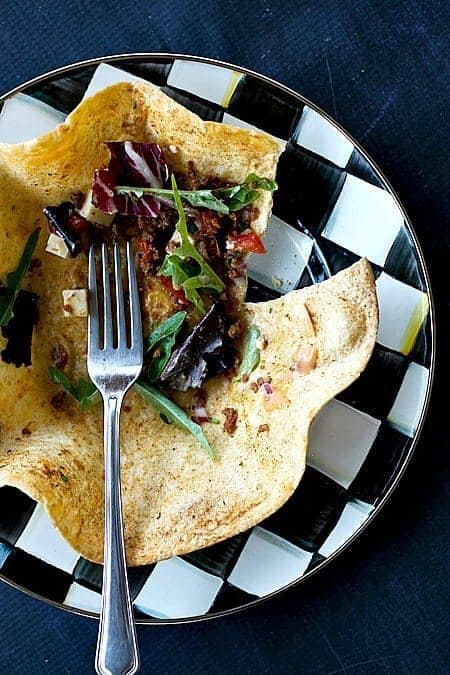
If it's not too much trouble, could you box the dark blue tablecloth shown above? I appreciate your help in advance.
[0,1,448,673]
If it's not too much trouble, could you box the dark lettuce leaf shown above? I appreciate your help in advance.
[92,142,169,217]
[160,303,233,391]
[1,290,38,367]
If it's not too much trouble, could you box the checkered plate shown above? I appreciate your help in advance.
[0,55,435,623]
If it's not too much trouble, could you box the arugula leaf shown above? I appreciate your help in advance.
[223,186,260,212]
[218,174,277,212]
[146,311,187,353]
[134,381,215,458]
[115,172,277,215]
[241,173,278,191]
[0,228,40,326]
[233,325,261,382]
[117,186,229,213]
[145,311,187,381]
[177,190,229,213]
[160,176,225,314]
[48,366,100,409]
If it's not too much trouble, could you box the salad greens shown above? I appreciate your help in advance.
[116,173,277,215]
[48,366,100,409]
[145,310,187,382]
[0,228,40,326]
[233,325,261,382]
[135,381,215,458]
[159,176,225,314]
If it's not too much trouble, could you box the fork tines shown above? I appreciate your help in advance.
[88,242,142,353]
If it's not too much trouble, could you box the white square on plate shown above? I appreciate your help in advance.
[167,60,242,107]
[319,500,373,557]
[388,362,429,437]
[83,63,146,100]
[248,215,313,293]
[134,557,222,619]
[65,582,101,613]
[0,93,65,143]
[322,174,402,266]
[292,106,354,168]
[227,527,312,596]
[308,399,381,489]
[222,112,286,151]
[15,503,79,573]
[376,272,429,355]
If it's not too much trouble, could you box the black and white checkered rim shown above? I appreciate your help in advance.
[0,54,436,624]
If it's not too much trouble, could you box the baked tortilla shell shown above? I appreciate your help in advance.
[0,82,377,564]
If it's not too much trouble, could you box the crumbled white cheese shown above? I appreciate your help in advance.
[62,289,88,317]
[46,233,70,259]
[78,189,114,226]
[166,229,182,252]
[168,144,178,154]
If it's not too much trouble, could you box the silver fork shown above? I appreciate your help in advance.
[88,241,142,675]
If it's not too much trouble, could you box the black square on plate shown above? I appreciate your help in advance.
[161,86,223,121]
[409,314,432,368]
[305,552,327,573]
[261,466,348,552]
[228,75,301,139]
[122,61,173,86]
[74,557,155,600]
[73,557,102,592]
[337,344,409,419]
[182,532,251,579]
[210,580,258,613]
[28,68,96,114]
[2,548,72,603]
[273,143,346,236]
[246,277,281,303]
[346,148,384,188]
[384,227,427,290]
[317,237,374,276]
[349,423,412,504]
[0,487,36,546]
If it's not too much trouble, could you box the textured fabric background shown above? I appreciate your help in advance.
[0,1,448,673]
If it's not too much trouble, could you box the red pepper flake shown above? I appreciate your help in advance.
[222,407,238,435]
[250,382,259,392]
[21,427,32,436]
[258,423,270,433]
[68,211,89,234]
[159,275,189,305]
[50,391,66,410]
[29,257,42,271]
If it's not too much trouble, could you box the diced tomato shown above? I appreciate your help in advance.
[68,212,89,234]
[228,231,266,254]
[159,275,189,305]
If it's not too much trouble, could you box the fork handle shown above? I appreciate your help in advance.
[95,394,140,675]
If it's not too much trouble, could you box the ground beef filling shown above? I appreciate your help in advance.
[222,407,238,435]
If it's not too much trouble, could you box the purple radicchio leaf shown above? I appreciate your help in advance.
[92,142,169,217]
